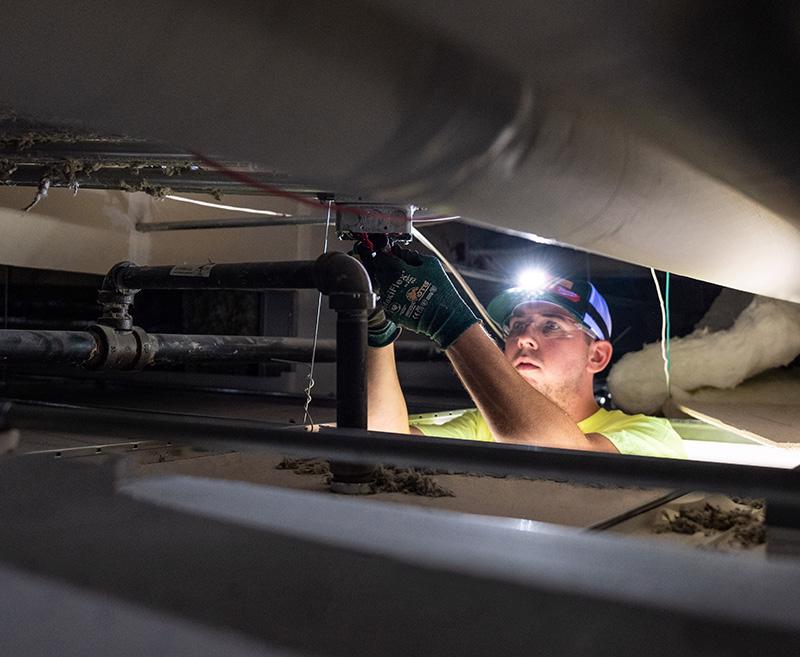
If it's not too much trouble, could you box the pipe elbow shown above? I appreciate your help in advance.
[314,252,375,312]
[102,261,139,291]
[314,252,372,295]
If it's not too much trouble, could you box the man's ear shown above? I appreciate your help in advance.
[587,339,613,373]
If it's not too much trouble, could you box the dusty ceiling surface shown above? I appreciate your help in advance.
[0,114,318,200]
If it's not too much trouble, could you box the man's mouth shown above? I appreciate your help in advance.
[514,357,541,372]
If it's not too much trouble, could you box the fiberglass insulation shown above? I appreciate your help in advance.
[607,296,800,414]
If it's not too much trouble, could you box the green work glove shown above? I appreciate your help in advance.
[348,246,402,348]
[371,248,478,349]
[367,306,402,348]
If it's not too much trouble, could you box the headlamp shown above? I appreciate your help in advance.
[515,268,549,291]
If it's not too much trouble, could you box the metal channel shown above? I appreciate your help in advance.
[136,217,328,232]
[24,439,164,459]
[6,399,800,508]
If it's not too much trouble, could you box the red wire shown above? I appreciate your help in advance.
[190,150,452,224]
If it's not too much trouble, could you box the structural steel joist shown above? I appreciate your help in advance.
[5,398,800,507]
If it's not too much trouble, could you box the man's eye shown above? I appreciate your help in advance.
[542,320,561,334]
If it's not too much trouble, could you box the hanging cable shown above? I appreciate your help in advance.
[665,271,672,382]
[411,226,504,340]
[164,194,291,217]
[302,201,333,426]
[649,267,671,394]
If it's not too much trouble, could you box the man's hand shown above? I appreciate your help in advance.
[350,246,403,348]
[366,306,402,348]
[371,248,478,349]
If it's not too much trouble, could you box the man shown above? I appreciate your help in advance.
[363,247,685,458]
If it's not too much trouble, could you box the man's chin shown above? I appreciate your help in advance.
[519,370,544,387]
[514,364,553,392]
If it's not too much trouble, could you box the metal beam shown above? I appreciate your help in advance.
[5,399,800,507]
[136,217,327,232]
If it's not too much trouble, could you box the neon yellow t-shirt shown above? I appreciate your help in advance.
[411,407,687,459]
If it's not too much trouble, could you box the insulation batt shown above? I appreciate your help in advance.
[607,297,800,414]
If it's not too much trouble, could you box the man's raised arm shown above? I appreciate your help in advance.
[366,343,419,434]
[366,247,609,451]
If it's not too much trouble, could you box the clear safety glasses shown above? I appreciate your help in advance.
[504,316,596,341]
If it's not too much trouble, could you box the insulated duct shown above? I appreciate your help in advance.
[2,1,800,300]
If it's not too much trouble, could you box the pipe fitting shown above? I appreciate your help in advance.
[86,325,155,370]
[99,262,141,330]
[101,261,140,292]
[313,252,375,311]
[96,289,136,331]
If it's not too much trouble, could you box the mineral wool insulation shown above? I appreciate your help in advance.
[608,296,800,414]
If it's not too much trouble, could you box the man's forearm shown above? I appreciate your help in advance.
[445,324,592,449]
[366,344,414,434]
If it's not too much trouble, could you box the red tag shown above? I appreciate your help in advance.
[552,285,580,302]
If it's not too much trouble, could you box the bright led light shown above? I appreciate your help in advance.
[515,268,549,290]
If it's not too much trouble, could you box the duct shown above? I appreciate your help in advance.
[3,2,800,301]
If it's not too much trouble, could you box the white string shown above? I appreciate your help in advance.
[649,267,671,392]
[164,194,290,217]
[411,226,505,340]
[302,201,333,425]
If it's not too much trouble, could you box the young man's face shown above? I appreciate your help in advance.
[502,301,602,403]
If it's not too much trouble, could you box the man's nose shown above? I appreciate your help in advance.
[517,325,540,348]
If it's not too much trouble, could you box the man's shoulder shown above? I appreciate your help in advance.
[581,408,687,458]
[582,408,670,432]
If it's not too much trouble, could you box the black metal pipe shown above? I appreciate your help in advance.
[329,309,373,485]
[311,252,373,297]
[0,318,96,330]
[5,399,800,508]
[0,330,440,365]
[0,330,97,364]
[108,260,318,291]
[334,311,368,429]
[149,334,348,364]
[104,253,374,297]
[0,330,441,365]
[103,252,375,487]
[311,252,376,486]
[267,338,439,363]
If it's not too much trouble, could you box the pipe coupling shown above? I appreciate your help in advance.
[86,325,155,370]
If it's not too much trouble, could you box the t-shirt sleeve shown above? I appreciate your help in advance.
[410,410,493,442]
[598,416,687,459]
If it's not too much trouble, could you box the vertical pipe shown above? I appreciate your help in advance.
[329,308,374,490]
[3,266,7,330]
[2,266,8,387]
[335,310,368,429]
